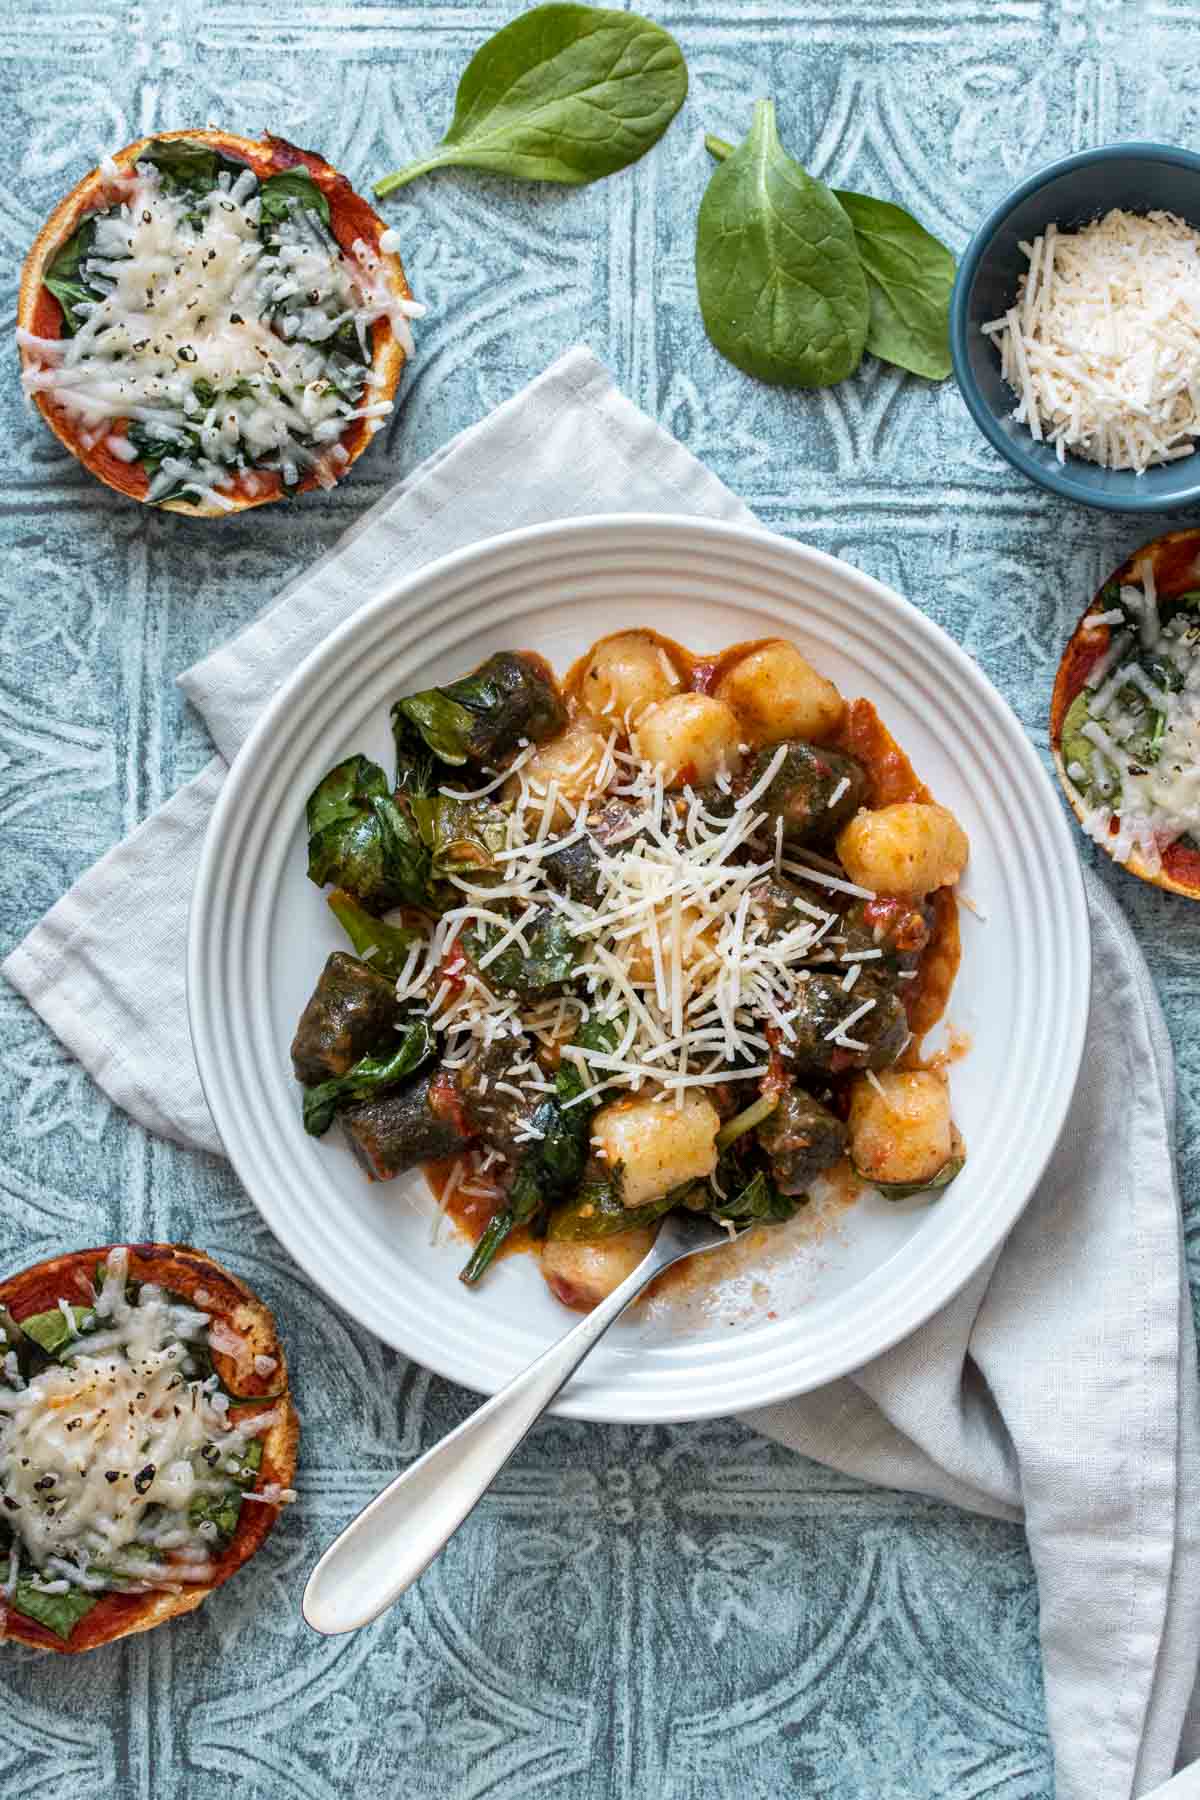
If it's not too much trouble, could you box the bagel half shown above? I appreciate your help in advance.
[1050,526,1200,901]
[18,129,411,516]
[0,1242,298,1653]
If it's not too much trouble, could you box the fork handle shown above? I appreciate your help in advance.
[302,1245,666,1636]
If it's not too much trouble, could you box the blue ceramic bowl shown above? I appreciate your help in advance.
[950,142,1200,514]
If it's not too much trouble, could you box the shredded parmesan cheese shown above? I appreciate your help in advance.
[983,210,1200,472]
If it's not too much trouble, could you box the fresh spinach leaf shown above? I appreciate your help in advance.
[43,217,101,335]
[327,890,423,978]
[375,3,687,196]
[16,1304,96,1360]
[396,651,566,768]
[0,1562,99,1640]
[302,1018,437,1136]
[704,130,954,382]
[306,754,430,909]
[258,167,331,230]
[189,1437,263,1544]
[830,190,954,381]
[696,100,869,388]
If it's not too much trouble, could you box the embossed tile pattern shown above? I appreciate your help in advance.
[0,3,1192,1793]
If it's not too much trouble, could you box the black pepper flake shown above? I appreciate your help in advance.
[178,345,197,363]
[230,312,243,324]
[201,1444,220,1467]
[66,1418,83,1431]
[2,1496,18,1511]
[133,1464,156,1495]
[34,1475,55,1492]
[105,1471,119,1484]
[142,210,152,223]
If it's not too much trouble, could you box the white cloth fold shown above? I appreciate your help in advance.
[3,348,1198,1799]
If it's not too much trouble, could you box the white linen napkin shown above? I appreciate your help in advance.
[3,347,1198,1800]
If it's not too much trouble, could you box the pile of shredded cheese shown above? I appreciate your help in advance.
[17,154,424,506]
[1063,567,1200,873]
[982,209,1200,473]
[0,1248,291,1603]
[397,729,907,1216]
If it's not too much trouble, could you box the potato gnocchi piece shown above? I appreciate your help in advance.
[848,1070,953,1187]
[592,1090,720,1209]
[715,640,845,746]
[836,801,968,898]
[580,631,682,726]
[634,693,742,788]
[541,1229,655,1309]
[506,717,611,826]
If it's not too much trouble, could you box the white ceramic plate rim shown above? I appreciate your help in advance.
[187,513,1090,1422]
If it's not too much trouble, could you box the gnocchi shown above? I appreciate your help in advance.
[634,693,742,787]
[848,1071,953,1187]
[715,640,845,746]
[541,1230,655,1309]
[836,801,968,898]
[506,716,610,825]
[579,631,682,726]
[296,627,971,1314]
[592,1090,720,1209]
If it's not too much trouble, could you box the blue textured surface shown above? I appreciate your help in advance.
[1,3,1197,1795]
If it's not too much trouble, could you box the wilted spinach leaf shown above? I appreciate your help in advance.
[696,100,868,388]
[188,1437,263,1544]
[856,1149,965,1202]
[306,754,430,909]
[124,420,209,506]
[137,137,247,200]
[547,1170,676,1240]
[391,707,440,796]
[396,652,566,768]
[327,889,422,978]
[709,1166,798,1224]
[303,1017,437,1136]
[459,1012,624,1285]
[411,794,510,881]
[42,217,101,335]
[0,1561,99,1640]
[375,3,687,196]
[16,1304,96,1360]
[468,907,578,999]
[258,167,331,229]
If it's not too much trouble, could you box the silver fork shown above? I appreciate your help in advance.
[302,1212,746,1636]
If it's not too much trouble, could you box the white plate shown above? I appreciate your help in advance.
[188,515,1089,1422]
